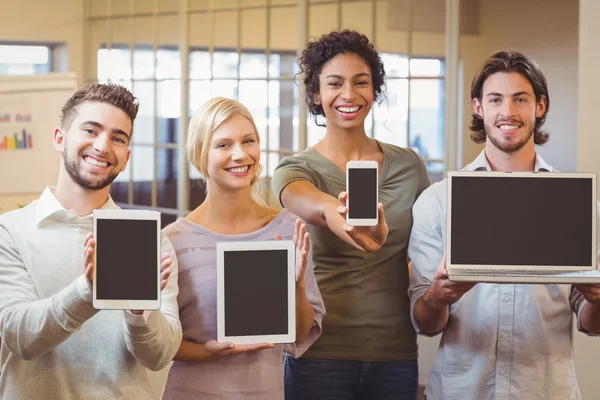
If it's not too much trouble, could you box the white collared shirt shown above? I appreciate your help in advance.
[408,150,599,400]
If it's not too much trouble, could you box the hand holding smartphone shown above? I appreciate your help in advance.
[346,160,379,227]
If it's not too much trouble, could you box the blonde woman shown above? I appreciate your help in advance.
[161,97,325,400]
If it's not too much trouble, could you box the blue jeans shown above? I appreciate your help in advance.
[284,357,418,400]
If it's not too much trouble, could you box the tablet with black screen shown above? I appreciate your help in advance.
[217,240,296,344]
[92,209,161,310]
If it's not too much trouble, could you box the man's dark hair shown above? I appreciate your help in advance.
[60,82,139,131]
[470,50,550,144]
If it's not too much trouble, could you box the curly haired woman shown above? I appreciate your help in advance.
[272,30,430,400]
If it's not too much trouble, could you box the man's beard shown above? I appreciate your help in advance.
[63,144,119,190]
[485,117,534,153]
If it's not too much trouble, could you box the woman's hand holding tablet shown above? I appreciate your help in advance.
[275,219,310,286]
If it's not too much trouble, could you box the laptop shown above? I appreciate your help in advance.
[446,171,600,283]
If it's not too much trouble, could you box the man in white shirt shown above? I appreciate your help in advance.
[408,51,600,400]
[0,83,182,399]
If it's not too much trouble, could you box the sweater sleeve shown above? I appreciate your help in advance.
[0,223,99,360]
[123,234,183,371]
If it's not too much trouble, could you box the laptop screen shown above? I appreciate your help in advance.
[450,175,594,267]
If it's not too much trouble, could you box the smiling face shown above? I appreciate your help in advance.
[206,114,260,192]
[473,72,546,154]
[54,101,132,191]
[316,52,375,131]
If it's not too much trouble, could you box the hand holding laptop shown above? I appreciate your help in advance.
[574,284,600,304]
[425,254,477,308]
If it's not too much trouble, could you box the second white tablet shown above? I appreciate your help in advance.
[217,240,296,344]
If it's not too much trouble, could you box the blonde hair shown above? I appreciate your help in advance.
[187,97,264,201]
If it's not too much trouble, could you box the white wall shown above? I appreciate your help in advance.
[0,0,85,84]
[460,0,580,171]
[0,1,85,213]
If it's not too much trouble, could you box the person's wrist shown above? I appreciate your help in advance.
[296,279,307,292]
[422,288,447,311]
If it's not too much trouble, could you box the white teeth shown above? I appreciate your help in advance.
[227,166,250,173]
[84,157,108,167]
[337,106,360,113]
[499,125,520,131]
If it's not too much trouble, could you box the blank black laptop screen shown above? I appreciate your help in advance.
[224,249,289,336]
[450,176,593,266]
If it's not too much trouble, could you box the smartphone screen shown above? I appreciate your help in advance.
[348,167,378,219]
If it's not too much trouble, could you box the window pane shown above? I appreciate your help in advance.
[189,51,211,79]
[409,79,445,160]
[0,45,51,76]
[132,81,155,145]
[212,52,239,78]
[269,53,281,78]
[0,45,49,64]
[212,80,238,99]
[239,80,268,149]
[373,79,409,147]
[240,53,267,78]
[189,80,212,113]
[426,161,445,183]
[267,81,281,151]
[292,77,300,150]
[131,145,154,206]
[410,58,444,77]
[260,151,268,177]
[156,49,181,79]
[380,53,409,78]
[278,79,295,151]
[133,47,155,80]
[156,148,178,209]
[267,151,280,177]
[97,48,131,80]
[157,80,180,144]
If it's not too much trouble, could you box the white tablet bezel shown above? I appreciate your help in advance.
[92,209,161,310]
[447,171,597,277]
[217,240,296,344]
[346,160,379,226]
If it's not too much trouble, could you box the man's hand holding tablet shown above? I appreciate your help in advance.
[82,232,173,314]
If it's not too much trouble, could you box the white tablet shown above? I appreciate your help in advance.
[217,240,296,344]
[92,209,161,310]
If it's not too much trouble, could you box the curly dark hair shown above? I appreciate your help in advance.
[298,29,386,127]
[470,51,550,145]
